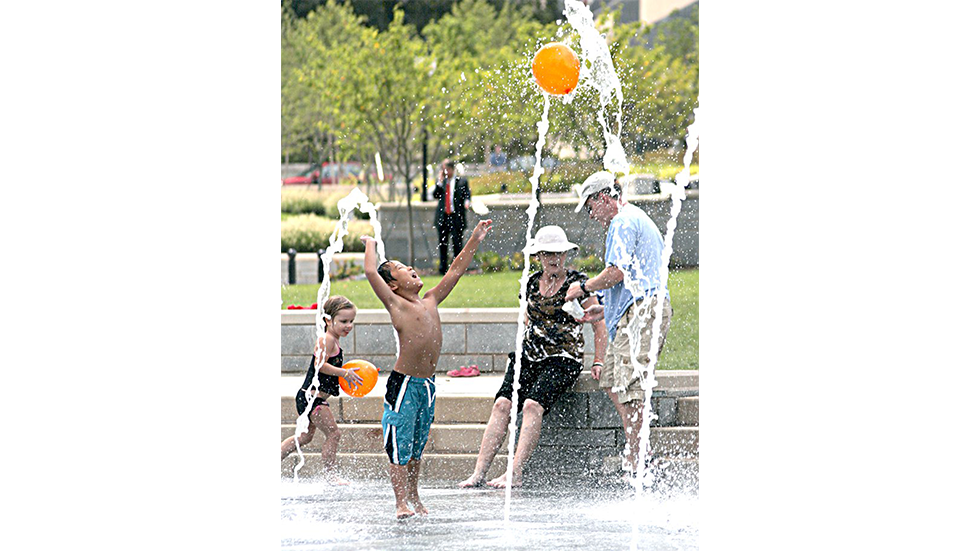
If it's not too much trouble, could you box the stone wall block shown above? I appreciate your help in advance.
[587,391,624,429]
[467,323,518,354]
[281,325,315,355]
[440,324,466,354]
[354,325,397,355]
[539,428,617,448]
[545,393,590,429]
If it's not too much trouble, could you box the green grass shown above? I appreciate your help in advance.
[282,268,698,369]
[281,271,533,309]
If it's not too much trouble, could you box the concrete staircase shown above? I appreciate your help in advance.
[281,370,698,485]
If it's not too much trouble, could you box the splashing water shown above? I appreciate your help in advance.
[504,94,551,524]
[503,0,635,522]
[563,0,629,176]
[497,3,698,545]
[291,187,386,481]
[619,110,698,551]
[635,110,699,488]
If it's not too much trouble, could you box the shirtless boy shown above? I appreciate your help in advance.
[361,218,492,519]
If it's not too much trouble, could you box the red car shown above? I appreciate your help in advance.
[281,162,373,186]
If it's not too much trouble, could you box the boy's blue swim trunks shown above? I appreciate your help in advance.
[382,370,436,465]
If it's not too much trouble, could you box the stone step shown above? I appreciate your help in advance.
[678,396,699,426]
[282,424,699,458]
[281,423,495,455]
[280,395,495,424]
[281,390,699,427]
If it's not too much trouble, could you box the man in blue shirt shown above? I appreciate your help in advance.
[565,170,673,476]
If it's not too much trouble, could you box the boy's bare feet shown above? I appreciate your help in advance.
[458,474,486,488]
[324,473,350,486]
[487,473,521,489]
[395,506,415,520]
[410,498,428,515]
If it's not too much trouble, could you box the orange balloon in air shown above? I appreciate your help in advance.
[338,359,379,398]
[532,42,580,95]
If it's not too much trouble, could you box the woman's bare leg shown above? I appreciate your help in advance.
[488,399,544,488]
[459,397,512,488]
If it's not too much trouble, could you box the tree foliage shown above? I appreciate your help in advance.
[281,0,699,181]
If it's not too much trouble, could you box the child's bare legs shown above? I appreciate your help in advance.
[310,405,348,484]
[488,399,544,488]
[281,425,315,460]
[459,396,513,488]
[406,459,427,514]
[389,464,415,519]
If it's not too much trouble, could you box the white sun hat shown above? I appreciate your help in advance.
[526,225,578,254]
[574,170,618,213]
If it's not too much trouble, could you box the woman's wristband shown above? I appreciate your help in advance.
[592,361,603,367]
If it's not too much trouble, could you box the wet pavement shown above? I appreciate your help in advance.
[281,478,698,550]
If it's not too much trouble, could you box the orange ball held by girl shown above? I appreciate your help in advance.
[338,359,379,397]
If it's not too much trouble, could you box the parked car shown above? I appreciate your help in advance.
[281,161,370,186]
[281,165,320,185]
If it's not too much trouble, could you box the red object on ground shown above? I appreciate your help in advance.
[447,365,481,377]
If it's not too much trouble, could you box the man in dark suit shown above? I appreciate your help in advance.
[432,159,471,274]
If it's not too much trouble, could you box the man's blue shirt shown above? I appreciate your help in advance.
[601,203,668,341]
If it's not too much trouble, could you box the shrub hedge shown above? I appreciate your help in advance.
[280,214,374,253]
[468,164,601,196]
[281,195,327,216]
[280,186,374,219]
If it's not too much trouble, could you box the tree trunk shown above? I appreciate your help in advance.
[406,159,415,266]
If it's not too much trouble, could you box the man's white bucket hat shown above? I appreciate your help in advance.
[574,170,618,213]
[526,225,578,254]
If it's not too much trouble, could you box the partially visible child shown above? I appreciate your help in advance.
[280,295,364,484]
[361,219,492,519]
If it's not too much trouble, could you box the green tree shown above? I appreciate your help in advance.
[422,0,548,166]
[281,0,699,198]
[281,1,369,182]
[542,5,699,164]
[341,8,437,264]
[285,0,564,30]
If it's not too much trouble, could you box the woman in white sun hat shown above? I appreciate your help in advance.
[459,225,608,489]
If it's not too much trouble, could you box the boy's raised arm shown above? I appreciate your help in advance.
[361,236,398,308]
[425,219,492,304]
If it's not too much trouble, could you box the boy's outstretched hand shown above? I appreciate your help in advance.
[472,219,492,243]
[360,235,376,246]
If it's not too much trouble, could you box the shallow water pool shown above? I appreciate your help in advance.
[281,478,698,550]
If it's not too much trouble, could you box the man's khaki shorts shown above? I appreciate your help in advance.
[599,296,672,404]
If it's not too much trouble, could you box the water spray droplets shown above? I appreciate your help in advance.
[291,188,386,481]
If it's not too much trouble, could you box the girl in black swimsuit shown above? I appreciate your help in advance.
[280,296,364,483]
